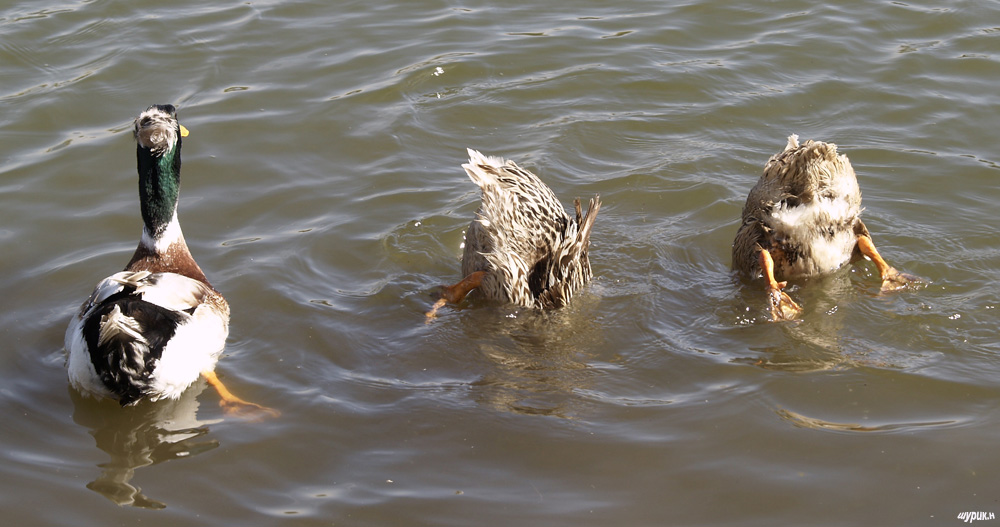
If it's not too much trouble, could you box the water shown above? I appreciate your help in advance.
[2,0,998,524]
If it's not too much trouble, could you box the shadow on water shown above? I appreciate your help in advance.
[68,383,221,510]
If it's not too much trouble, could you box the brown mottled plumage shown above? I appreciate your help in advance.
[733,135,919,320]
[428,149,600,317]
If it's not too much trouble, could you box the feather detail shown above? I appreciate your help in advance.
[65,104,229,405]
[97,304,148,347]
[459,149,600,309]
[733,135,865,279]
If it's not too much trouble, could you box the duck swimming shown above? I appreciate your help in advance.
[65,104,274,416]
[732,135,919,321]
[427,149,601,317]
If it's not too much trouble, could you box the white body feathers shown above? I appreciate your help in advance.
[65,271,228,403]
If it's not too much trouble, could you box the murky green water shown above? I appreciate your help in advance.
[2,0,998,525]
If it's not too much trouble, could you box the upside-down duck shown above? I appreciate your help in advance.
[428,149,601,317]
[732,135,920,321]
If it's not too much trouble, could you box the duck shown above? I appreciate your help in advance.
[732,135,920,321]
[427,149,601,318]
[65,104,275,417]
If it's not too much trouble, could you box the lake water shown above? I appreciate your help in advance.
[2,0,999,525]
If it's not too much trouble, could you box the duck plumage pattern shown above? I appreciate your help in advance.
[66,104,229,406]
[733,135,919,320]
[429,149,600,316]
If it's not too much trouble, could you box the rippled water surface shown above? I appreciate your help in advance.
[3,0,999,525]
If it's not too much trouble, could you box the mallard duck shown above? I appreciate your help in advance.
[427,149,601,317]
[732,135,919,321]
[65,104,274,416]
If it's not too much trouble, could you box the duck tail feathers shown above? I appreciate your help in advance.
[577,195,601,252]
[462,148,509,188]
[785,134,800,152]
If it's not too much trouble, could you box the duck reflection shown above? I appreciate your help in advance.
[734,269,908,372]
[69,381,221,509]
[733,269,857,371]
[460,295,604,419]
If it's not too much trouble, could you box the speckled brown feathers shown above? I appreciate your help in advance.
[461,149,600,309]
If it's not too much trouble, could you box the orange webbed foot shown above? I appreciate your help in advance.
[219,398,281,421]
[758,249,802,322]
[879,267,923,293]
[425,297,448,321]
[767,281,803,322]
[856,235,924,293]
[425,271,486,321]
[202,370,280,421]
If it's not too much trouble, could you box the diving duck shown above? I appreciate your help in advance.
[65,104,274,416]
[427,149,601,317]
[732,135,919,321]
